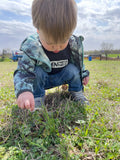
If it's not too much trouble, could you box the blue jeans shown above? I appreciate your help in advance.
[33,63,83,98]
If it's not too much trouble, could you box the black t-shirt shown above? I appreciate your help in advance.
[42,44,72,74]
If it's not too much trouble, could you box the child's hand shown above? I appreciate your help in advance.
[17,92,35,111]
[83,76,89,85]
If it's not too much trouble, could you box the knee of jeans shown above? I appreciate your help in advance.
[34,66,48,79]
[66,64,80,76]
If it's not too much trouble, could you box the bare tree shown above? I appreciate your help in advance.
[101,42,113,60]
[2,49,6,60]
[1,48,11,61]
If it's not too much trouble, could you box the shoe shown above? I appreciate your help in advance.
[70,91,89,105]
[34,96,45,111]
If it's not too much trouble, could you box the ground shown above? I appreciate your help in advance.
[0,60,120,160]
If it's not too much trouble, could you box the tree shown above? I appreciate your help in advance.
[101,42,113,60]
[1,48,11,61]
[1,49,6,60]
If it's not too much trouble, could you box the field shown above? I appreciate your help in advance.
[0,60,120,160]
[108,54,120,58]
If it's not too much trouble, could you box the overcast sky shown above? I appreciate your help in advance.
[0,0,120,52]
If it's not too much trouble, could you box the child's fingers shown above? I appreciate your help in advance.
[84,79,87,85]
[25,100,30,109]
[82,79,86,85]
[30,99,35,111]
[17,99,24,109]
[83,76,89,85]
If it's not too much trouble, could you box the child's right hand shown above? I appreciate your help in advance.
[17,92,35,111]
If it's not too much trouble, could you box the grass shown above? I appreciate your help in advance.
[0,60,120,160]
[108,54,120,58]
[0,56,11,62]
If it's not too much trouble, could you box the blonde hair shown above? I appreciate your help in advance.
[32,0,77,42]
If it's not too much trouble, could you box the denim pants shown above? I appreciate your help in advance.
[33,63,83,98]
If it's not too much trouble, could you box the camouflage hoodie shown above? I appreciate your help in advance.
[14,33,89,97]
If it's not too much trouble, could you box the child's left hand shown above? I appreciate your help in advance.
[83,76,89,85]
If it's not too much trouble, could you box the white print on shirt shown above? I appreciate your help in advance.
[51,60,68,68]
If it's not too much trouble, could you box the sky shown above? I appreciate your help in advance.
[0,0,120,52]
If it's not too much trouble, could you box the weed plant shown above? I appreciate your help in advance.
[0,61,120,160]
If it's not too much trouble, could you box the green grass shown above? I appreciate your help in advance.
[108,54,120,58]
[0,60,120,160]
[0,56,11,62]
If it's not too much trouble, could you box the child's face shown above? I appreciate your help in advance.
[38,30,69,53]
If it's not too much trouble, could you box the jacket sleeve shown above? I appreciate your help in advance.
[79,36,90,79]
[82,68,90,79]
[14,53,36,98]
